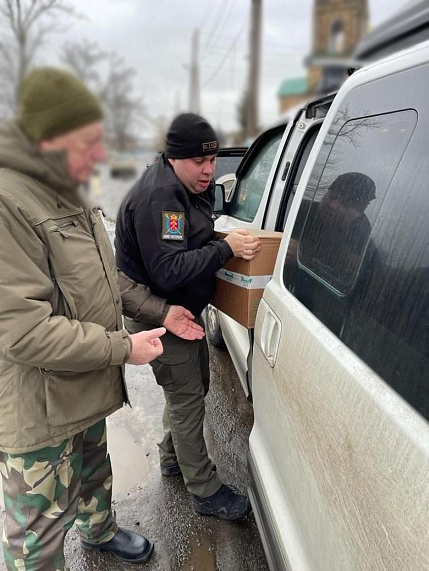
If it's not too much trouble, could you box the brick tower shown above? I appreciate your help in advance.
[278,0,369,114]
[307,0,369,92]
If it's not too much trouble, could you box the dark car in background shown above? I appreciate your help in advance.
[109,152,137,178]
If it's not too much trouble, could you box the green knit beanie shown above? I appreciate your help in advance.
[19,66,104,141]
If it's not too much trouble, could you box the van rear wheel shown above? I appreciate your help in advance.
[204,305,226,348]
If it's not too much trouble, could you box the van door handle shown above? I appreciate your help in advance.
[281,161,290,181]
[260,311,281,367]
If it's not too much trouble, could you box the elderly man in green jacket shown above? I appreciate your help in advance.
[0,67,204,571]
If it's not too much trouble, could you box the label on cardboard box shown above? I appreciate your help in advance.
[216,268,272,289]
[212,228,283,328]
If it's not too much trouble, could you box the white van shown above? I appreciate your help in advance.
[249,40,429,570]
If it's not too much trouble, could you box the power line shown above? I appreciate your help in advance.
[201,0,238,60]
[198,2,213,29]
[200,2,228,55]
[202,16,248,89]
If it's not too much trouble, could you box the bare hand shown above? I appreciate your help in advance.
[128,327,166,365]
[163,306,205,340]
[224,229,262,260]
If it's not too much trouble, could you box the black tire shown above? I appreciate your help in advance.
[204,305,226,349]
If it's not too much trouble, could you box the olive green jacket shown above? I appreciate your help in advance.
[0,121,138,453]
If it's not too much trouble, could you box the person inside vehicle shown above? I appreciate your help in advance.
[300,171,376,286]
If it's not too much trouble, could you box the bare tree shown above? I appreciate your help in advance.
[62,41,145,151]
[0,0,79,118]
[61,39,107,93]
[103,53,145,151]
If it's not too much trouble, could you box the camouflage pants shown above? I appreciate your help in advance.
[0,420,117,571]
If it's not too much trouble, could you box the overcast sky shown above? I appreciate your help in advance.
[46,0,410,140]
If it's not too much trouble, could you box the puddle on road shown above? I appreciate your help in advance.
[180,534,216,571]
[107,425,150,495]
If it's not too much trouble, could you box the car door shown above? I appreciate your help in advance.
[212,95,335,398]
[214,147,248,199]
[211,123,287,396]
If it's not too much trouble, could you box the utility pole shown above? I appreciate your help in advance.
[189,28,200,114]
[174,90,181,116]
[247,0,262,138]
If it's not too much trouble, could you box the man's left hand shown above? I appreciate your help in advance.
[163,306,205,340]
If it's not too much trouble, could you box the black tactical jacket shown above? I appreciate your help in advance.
[115,154,233,316]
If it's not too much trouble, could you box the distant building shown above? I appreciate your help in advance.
[278,0,369,114]
[277,77,309,114]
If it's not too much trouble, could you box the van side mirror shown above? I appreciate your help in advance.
[214,183,226,214]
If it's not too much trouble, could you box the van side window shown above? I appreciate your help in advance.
[284,108,429,420]
[230,130,282,222]
[298,112,415,292]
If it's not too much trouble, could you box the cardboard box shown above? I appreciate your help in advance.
[211,229,282,328]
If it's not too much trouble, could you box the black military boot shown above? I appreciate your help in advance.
[192,484,252,521]
[81,527,154,564]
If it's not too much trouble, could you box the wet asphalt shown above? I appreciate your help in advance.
[0,345,270,571]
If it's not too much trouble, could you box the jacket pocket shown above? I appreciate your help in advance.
[43,369,115,427]
[50,278,78,320]
[151,341,195,391]
[48,219,78,238]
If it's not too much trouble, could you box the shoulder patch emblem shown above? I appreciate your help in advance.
[162,211,185,240]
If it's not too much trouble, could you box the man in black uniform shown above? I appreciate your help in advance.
[115,113,261,520]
